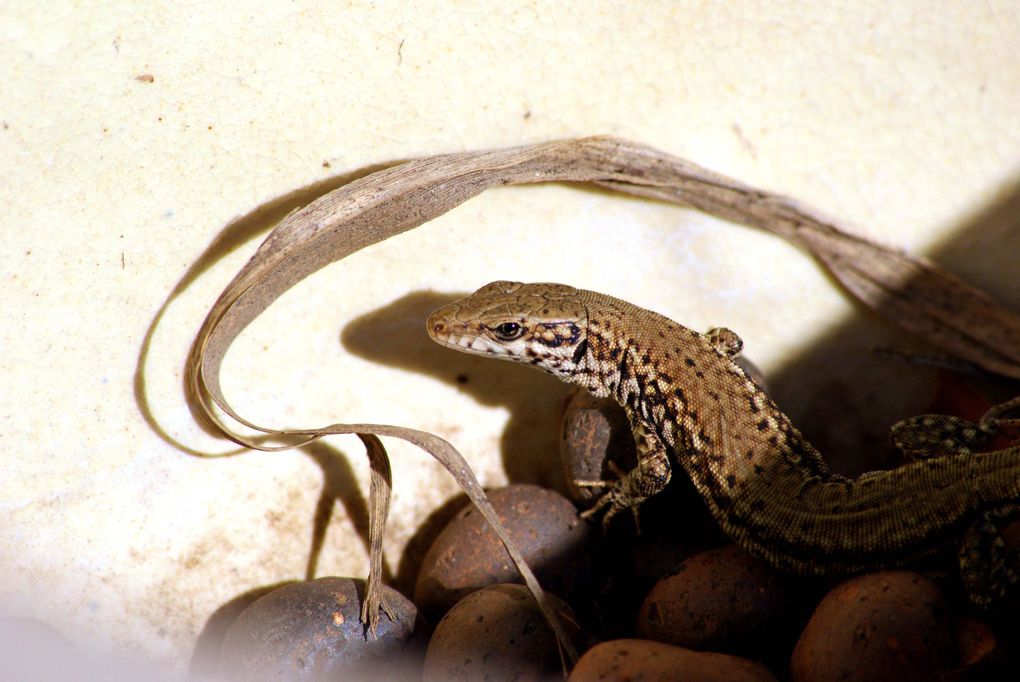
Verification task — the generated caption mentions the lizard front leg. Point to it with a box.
[577,411,671,532]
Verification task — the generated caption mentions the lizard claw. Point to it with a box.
[578,477,642,534]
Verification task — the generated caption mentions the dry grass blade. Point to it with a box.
[187,136,1020,666]
[358,433,395,633]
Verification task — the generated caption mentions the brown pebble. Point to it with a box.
[423,583,578,682]
[790,571,951,682]
[560,390,636,502]
[954,616,998,670]
[635,544,801,662]
[414,484,592,621]
[220,577,425,681]
[568,638,778,682]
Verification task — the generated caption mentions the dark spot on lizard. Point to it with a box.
[618,352,631,380]
[684,357,696,367]
[725,474,737,488]
[571,338,588,364]
[695,371,705,379]
[756,419,769,431]
[748,396,761,413]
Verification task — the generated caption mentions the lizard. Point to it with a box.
[426,281,1020,606]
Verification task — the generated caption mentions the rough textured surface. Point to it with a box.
[219,577,425,681]
[790,571,951,682]
[4,2,1020,672]
[568,639,778,682]
[422,583,577,682]
[414,484,592,621]
[635,545,801,659]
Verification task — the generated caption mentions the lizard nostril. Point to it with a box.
[432,321,446,334]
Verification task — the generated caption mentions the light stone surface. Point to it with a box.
[2,1,1019,673]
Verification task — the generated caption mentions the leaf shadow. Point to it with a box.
[301,440,394,586]
[134,160,398,456]
[133,162,403,609]
[764,168,1020,474]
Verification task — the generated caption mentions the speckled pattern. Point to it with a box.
[429,282,1020,602]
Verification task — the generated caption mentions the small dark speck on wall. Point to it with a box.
[455,374,469,385]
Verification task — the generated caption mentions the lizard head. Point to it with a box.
[427,281,588,378]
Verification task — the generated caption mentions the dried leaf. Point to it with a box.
[187,136,1020,664]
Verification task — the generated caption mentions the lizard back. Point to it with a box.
[575,288,1020,573]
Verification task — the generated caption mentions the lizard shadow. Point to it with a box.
[339,289,574,492]
[134,160,399,455]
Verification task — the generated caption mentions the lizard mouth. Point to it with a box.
[427,310,511,357]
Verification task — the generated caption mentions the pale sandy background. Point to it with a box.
[3,1,1019,675]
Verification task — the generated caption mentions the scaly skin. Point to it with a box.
[427,281,1020,605]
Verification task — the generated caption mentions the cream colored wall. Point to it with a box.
[3,1,1018,671]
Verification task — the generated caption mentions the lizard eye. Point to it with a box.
[491,322,525,341]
